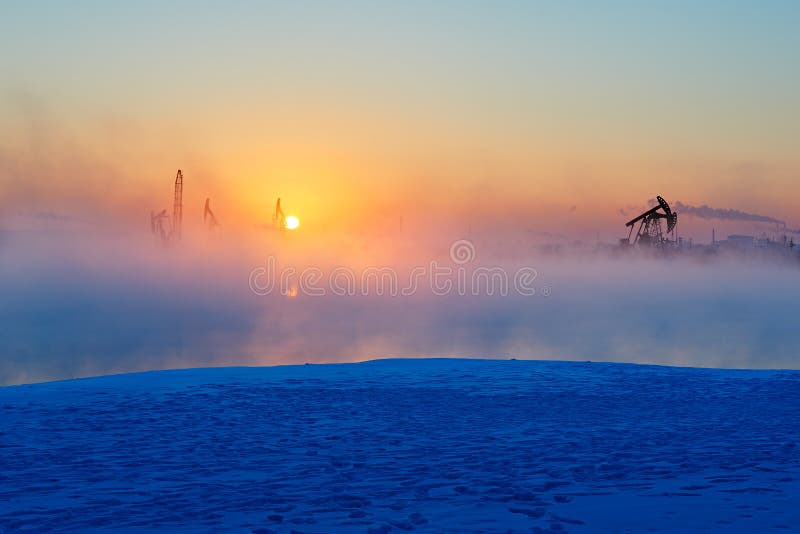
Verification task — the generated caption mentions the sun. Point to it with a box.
[285,215,300,230]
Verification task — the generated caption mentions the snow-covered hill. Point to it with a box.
[1,359,799,533]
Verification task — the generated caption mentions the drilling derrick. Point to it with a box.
[172,169,183,240]
[204,197,219,230]
[273,197,287,229]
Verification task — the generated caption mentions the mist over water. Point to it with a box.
[2,221,799,386]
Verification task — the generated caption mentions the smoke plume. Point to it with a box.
[674,201,786,227]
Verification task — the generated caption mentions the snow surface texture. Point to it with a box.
[1,359,799,533]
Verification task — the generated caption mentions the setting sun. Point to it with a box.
[285,215,300,230]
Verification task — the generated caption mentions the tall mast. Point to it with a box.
[173,169,183,240]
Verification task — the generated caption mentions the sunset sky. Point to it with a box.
[2,2,800,384]
[2,1,798,241]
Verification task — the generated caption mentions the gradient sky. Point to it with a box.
[2,1,800,384]
[1,1,799,240]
